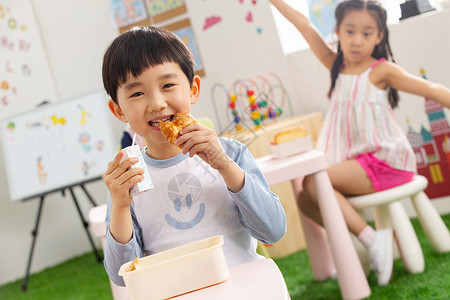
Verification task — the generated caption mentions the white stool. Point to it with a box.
[89,204,130,300]
[348,175,450,274]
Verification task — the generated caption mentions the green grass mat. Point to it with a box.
[275,214,450,299]
[1,214,449,299]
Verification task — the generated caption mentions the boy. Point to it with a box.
[102,26,286,286]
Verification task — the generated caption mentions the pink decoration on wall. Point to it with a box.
[246,11,253,22]
[252,0,257,5]
[203,15,222,30]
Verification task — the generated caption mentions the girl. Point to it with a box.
[270,0,450,286]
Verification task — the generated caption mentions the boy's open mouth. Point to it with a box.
[148,115,174,127]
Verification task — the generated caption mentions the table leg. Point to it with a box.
[291,177,335,280]
[313,171,370,300]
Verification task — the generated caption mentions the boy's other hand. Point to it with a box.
[104,150,145,207]
[175,123,231,171]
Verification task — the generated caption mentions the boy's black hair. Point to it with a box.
[329,0,399,108]
[102,26,195,103]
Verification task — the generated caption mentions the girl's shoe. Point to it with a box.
[369,229,394,286]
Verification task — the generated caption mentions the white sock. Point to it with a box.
[358,226,376,250]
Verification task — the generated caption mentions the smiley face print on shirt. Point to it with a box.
[165,172,205,230]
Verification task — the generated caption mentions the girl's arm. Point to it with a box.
[375,62,450,108]
[269,0,336,70]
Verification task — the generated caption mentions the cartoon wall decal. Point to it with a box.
[203,15,222,31]
[245,11,253,23]
[406,69,450,199]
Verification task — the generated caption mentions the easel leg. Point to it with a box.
[80,183,98,207]
[68,187,103,263]
[21,196,45,291]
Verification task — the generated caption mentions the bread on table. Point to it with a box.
[159,112,197,147]
[273,127,308,144]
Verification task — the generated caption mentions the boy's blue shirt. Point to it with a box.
[104,137,286,286]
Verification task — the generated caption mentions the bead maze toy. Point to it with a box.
[211,72,293,134]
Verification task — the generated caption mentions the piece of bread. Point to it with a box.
[125,257,141,272]
[159,113,197,147]
[274,127,308,144]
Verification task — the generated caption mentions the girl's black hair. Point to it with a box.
[102,26,195,103]
[328,0,399,108]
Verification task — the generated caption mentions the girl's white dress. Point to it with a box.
[316,60,417,172]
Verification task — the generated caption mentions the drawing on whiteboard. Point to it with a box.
[1,91,116,202]
[79,132,92,153]
[36,157,47,184]
[6,121,15,141]
[78,105,92,125]
[50,115,66,126]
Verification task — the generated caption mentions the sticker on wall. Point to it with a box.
[406,69,450,199]
[203,15,222,31]
[245,11,253,23]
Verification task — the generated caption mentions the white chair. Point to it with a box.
[348,175,450,274]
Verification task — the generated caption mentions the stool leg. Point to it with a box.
[388,201,424,273]
[313,171,370,300]
[411,192,450,253]
[373,205,400,260]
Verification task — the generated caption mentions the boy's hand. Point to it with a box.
[104,150,145,208]
[175,124,231,171]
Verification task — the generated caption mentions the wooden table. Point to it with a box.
[256,150,371,300]
[174,259,289,299]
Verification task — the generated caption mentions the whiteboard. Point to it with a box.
[1,91,117,202]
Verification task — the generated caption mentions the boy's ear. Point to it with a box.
[108,99,128,123]
[190,75,201,105]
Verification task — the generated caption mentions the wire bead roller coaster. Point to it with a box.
[211,72,293,135]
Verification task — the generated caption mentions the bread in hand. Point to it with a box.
[159,113,197,147]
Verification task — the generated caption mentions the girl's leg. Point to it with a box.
[297,159,394,286]
[298,159,374,236]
